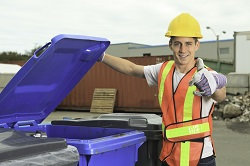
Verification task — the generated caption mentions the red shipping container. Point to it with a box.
[59,55,172,113]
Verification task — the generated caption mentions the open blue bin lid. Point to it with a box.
[0,34,110,126]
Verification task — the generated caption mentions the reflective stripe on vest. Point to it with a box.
[181,142,190,166]
[165,118,211,142]
[183,84,197,121]
[181,83,194,166]
[158,60,174,107]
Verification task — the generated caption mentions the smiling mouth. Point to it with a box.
[179,54,188,58]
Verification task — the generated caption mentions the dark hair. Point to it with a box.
[169,37,198,45]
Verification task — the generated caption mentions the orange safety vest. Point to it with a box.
[158,60,215,166]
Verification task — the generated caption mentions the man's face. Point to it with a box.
[169,37,200,66]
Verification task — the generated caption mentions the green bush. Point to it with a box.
[0,51,30,62]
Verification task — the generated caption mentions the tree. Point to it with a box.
[0,45,43,62]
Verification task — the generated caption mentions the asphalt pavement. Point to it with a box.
[213,120,250,166]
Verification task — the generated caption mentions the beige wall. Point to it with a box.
[197,40,234,62]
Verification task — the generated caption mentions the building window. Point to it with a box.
[143,53,151,57]
[219,47,229,54]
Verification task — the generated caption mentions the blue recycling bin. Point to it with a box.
[51,113,162,166]
[0,34,146,166]
[45,125,145,166]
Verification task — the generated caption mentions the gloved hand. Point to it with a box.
[189,58,227,96]
[97,52,105,62]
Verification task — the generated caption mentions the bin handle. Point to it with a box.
[128,117,148,128]
[34,42,51,58]
[14,120,38,128]
[0,123,10,128]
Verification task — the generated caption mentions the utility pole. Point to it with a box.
[206,26,226,72]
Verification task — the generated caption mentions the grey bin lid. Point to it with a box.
[97,113,162,125]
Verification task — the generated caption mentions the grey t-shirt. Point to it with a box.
[144,63,214,158]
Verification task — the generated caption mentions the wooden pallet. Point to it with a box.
[90,88,117,113]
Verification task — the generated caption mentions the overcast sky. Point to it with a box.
[0,0,250,53]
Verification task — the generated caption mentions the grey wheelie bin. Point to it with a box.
[0,128,79,166]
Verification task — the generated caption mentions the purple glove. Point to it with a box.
[213,73,227,89]
[97,52,105,62]
[189,58,227,96]
[192,73,227,96]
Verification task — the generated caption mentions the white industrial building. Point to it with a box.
[106,39,234,63]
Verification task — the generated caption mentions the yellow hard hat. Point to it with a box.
[165,13,203,39]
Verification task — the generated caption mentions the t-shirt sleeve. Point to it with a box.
[144,63,163,86]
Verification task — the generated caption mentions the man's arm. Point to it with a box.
[211,86,226,102]
[102,53,145,78]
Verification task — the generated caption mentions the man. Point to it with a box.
[99,13,227,166]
